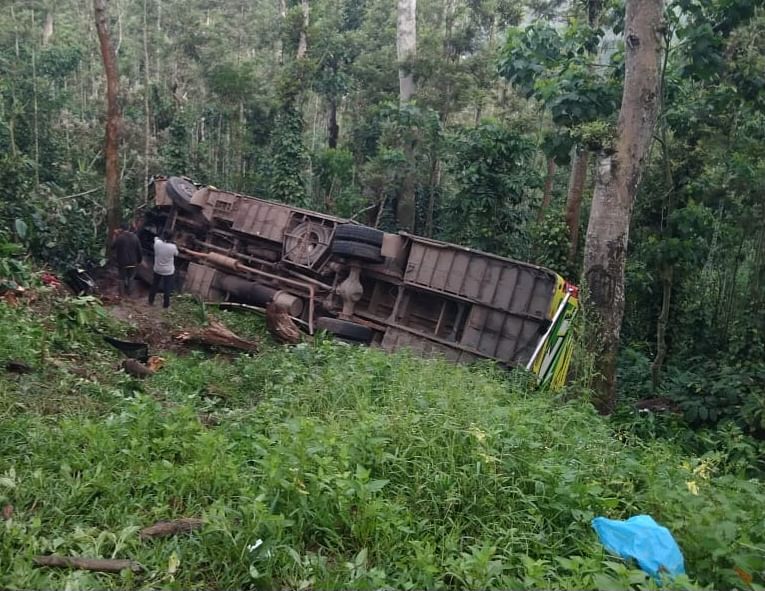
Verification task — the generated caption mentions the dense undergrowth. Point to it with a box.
[1,290,764,590]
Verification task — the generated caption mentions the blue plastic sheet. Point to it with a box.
[592,515,685,580]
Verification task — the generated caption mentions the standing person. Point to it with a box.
[149,230,179,308]
[112,224,143,296]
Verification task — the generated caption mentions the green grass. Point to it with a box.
[0,297,764,590]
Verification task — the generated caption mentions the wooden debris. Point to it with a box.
[139,517,204,540]
[122,358,155,378]
[0,286,25,307]
[5,360,32,374]
[146,356,165,372]
[265,301,302,344]
[68,366,91,379]
[175,320,259,353]
[198,412,220,427]
[33,555,143,573]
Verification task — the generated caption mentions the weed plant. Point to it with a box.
[0,300,763,590]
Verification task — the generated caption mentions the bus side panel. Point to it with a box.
[530,276,579,388]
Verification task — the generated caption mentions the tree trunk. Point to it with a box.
[11,4,20,58]
[31,47,40,187]
[94,0,122,247]
[425,158,441,237]
[327,98,338,149]
[537,157,556,222]
[396,0,416,103]
[297,0,309,60]
[650,267,672,391]
[565,148,589,260]
[142,0,151,204]
[396,0,417,231]
[563,0,602,260]
[276,0,286,63]
[582,0,663,413]
[34,556,142,574]
[397,144,416,232]
[42,11,54,46]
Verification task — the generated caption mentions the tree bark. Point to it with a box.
[396,146,416,232]
[142,0,151,204]
[327,98,338,149]
[650,267,672,391]
[34,556,142,573]
[396,0,417,231]
[297,0,309,60]
[139,517,204,539]
[276,0,286,63]
[42,11,54,46]
[31,47,40,187]
[11,4,20,57]
[396,0,417,103]
[565,148,589,260]
[175,320,259,353]
[94,0,122,248]
[563,0,602,261]
[425,158,441,237]
[582,0,663,413]
[537,157,557,222]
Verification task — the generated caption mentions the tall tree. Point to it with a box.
[142,0,151,205]
[583,0,664,411]
[396,0,417,231]
[396,0,416,103]
[94,0,122,244]
[564,0,602,263]
[42,8,54,46]
[564,147,588,259]
[297,0,309,59]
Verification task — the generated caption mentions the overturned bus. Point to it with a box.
[136,176,579,388]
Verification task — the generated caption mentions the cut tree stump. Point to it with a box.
[33,555,143,573]
[175,320,259,353]
[265,301,302,344]
[139,517,204,539]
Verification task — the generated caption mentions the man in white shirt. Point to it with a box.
[148,230,179,308]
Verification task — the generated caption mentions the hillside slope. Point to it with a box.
[0,290,763,590]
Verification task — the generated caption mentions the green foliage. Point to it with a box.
[312,148,364,216]
[620,0,765,412]
[268,104,308,206]
[442,122,540,255]
[0,230,30,289]
[0,302,764,589]
[498,21,622,130]
[617,347,765,449]
[663,361,765,434]
[51,296,109,346]
[530,214,575,279]
[160,113,192,177]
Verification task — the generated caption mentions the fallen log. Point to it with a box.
[206,301,309,329]
[122,358,155,378]
[33,555,143,573]
[140,517,204,540]
[175,320,258,353]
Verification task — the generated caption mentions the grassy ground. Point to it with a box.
[0,290,763,590]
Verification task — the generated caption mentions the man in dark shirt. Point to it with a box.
[112,224,143,296]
